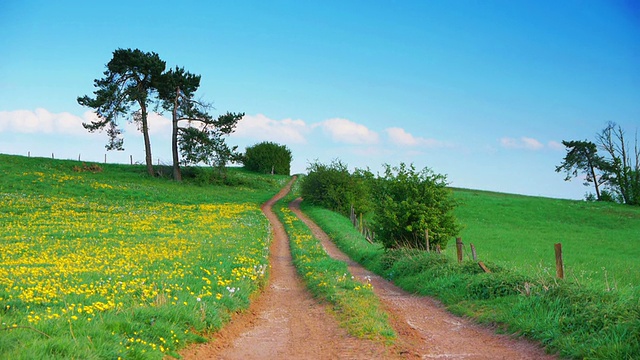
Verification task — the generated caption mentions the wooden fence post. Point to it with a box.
[28,151,31,158]
[470,243,477,261]
[78,154,81,161]
[555,243,564,279]
[425,229,430,251]
[456,237,463,263]
[478,261,491,273]
[52,153,54,159]
[130,155,133,165]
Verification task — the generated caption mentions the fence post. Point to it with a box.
[456,237,463,263]
[350,205,356,227]
[78,154,81,161]
[52,153,54,159]
[130,155,133,165]
[555,243,564,279]
[104,154,107,163]
[478,261,491,273]
[425,229,430,252]
[470,243,477,261]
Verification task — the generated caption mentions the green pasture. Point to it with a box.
[449,188,640,291]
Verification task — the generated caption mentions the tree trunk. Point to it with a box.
[172,87,182,181]
[589,161,601,200]
[140,102,154,177]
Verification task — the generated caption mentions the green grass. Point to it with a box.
[450,188,640,291]
[274,180,396,342]
[301,193,640,359]
[0,154,288,359]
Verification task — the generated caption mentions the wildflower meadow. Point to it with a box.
[0,154,287,359]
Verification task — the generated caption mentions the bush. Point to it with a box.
[243,141,292,175]
[300,160,372,216]
[371,163,459,250]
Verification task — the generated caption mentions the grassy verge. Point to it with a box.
[301,202,640,359]
[0,154,288,359]
[274,180,395,342]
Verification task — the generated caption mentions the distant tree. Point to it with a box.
[596,122,640,205]
[243,141,293,175]
[371,163,459,250]
[78,48,166,176]
[555,140,607,201]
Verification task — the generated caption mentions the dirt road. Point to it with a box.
[289,198,556,360]
[181,180,556,359]
[180,178,399,359]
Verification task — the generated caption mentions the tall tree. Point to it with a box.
[596,122,640,205]
[157,67,243,180]
[78,48,166,176]
[157,67,208,181]
[555,140,607,200]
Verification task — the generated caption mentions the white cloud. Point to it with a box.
[522,137,544,150]
[500,136,545,150]
[0,108,173,138]
[547,140,564,151]
[317,118,379,145]
[0,108,86,135]
[385,127,449,148]
[232,113,309,144]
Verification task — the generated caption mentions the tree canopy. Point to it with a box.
[555,140,607,201]
[78,48,243,180]
[557,122,639,205]
[78,48,166,176]
[243,141,293,175]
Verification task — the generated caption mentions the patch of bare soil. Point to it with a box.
[289,198,558,360]
[180,178,399,360]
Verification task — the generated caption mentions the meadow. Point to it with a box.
[449,188,640,291]
[3,153,639,358]
[0,154,287,359]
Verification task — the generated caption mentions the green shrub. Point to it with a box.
[243,141,292,175]
[300,160,373,216]
[372,163,459,250]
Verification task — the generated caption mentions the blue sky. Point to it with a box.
[1,1,638,199]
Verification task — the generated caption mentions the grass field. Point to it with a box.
[0,154,287,359]
[3,153,639,359]
[449,188,640,291]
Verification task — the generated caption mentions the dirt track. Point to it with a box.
[181,180,557,359]
[180,178,398,359]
